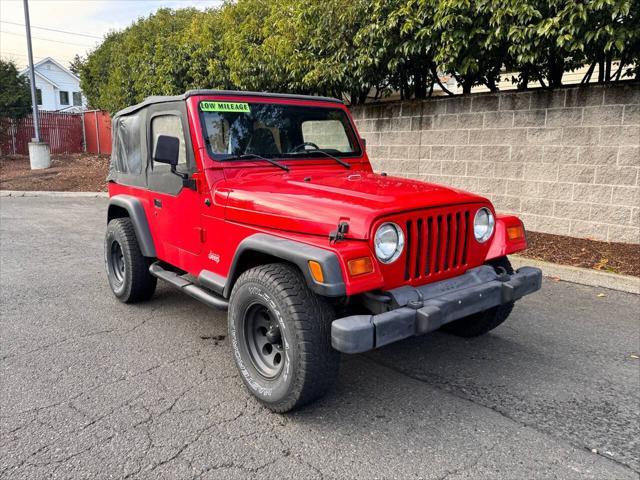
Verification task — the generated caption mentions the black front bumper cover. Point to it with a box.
[331,265,542,353]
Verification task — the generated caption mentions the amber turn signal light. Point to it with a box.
[507,225,525,241]
[347,257,374,277]
[308,260,324,283]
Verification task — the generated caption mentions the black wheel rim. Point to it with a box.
[110,241,125,284]
[244,304,284,379]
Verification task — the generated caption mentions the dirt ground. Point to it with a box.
[519,231,639,277]
[0,153,109,192]
[0,153,637,276]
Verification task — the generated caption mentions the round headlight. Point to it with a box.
[374,222,405,264]
[474,207,495,243]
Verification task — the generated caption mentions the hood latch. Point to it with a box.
[329,221,349,244]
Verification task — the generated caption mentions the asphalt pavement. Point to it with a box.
[1,196,638,479]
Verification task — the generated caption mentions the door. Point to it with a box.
[147,112,203,266]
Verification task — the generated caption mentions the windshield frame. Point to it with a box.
[195,97,363,164]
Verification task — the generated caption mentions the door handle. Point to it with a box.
[154,198,162,208]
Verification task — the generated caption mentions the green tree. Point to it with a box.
[356,0,437,100]
[493,0,586,88]
[578,0,639,82]
[180,8,233,90]
[0,59,32,119]
[492,0,638,88]
[217,0,291,92]
[432,0,507,94]
[293,0,374,103]
[68,54,85,76]
[79,0,639,110]
[80,8,205,112]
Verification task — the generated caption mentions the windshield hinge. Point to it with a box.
[329,221,349,244]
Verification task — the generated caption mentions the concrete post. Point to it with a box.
[28,141,51,169]
[24,0,50,169]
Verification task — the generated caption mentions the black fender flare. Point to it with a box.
[222,233,346,298]
[107,195,156,257]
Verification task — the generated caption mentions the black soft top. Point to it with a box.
[114,90,344,118]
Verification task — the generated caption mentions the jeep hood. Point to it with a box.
[220,170,488,240]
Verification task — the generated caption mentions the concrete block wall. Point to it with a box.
[351,82,640,243]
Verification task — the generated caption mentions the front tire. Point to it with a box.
[228,263,340,413]
[105,218,157,303]
[441,256,515,338]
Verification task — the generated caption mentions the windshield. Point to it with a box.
[198,101,361,160]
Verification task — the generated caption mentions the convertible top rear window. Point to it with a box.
[111,114,142,174]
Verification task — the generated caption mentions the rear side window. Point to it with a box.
[150,115,186,167]
[112,114,142,174]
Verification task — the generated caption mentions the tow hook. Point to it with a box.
[495,266,510,282]
[408,289,424,309]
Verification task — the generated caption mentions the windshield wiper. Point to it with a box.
[227,153,289,172]
[292,148,351,169]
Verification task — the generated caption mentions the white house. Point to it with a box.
[19,57,87,112]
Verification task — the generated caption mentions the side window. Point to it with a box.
[59,91,69,106]
[72,92,82,106]
[301,120,352,152]
[150,115,186,167]
[36,88,42,106]
[112,114,142,174]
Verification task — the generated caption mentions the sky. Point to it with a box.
[0,0,223,70]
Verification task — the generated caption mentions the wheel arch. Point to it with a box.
[107,195,156,257]
[221,234,346,299]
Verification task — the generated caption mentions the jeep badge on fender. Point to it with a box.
[104,90,542,413]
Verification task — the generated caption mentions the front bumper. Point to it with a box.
[331,265,542,353]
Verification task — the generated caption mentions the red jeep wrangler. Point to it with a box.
[105,90,542,412]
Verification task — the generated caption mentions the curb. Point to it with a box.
[511,255,639,295]
[0,190,108,198]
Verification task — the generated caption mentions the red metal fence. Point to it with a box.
[83,110,112,155]
[0,112,84,155]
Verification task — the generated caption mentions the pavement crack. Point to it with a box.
[435,442,496,480]
[364,355,640,475]
[0,328,115,362]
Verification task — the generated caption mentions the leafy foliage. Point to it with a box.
[0,60,32,119]
[78,0,639,112]
[68,54,85,76]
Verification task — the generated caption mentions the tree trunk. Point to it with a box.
[613,58,625,81]
[415,68,430,99]
[605,55,612,82]
[582,62,596,84]
[357,88,369,105]
[462,76,473,95]
[548,56,564,88]
[485,76,498,93]
[598,57,605,82]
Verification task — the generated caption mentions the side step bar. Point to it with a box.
[149,262,229,311]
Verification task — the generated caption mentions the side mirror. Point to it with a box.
[360,137,367,150]
[153,135,180,166]
[152,134,195,190]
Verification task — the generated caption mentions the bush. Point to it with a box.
[79,0,639,112]
[0,60,32,119]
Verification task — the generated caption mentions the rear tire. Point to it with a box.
[228,263,340,413]
[441,256,514,338]
[105,218,157,303]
